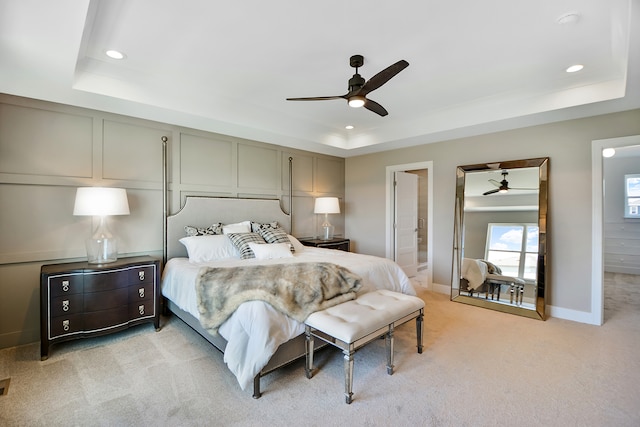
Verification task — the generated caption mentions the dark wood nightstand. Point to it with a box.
[299,237,350,252]
[40,256,160,360]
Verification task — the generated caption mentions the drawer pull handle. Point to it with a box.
[62,280,70,292]
[63,320,70,331]
[62,300,69,312]
[138,271,145,281]
[138,288,145,298]
[139,305,145,315]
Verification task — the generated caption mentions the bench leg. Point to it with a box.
[343,349,354,404]
[305,326,314,379]
[386,324,395,375]
[416,310,424,354]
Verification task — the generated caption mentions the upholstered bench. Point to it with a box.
[304,289,425,404]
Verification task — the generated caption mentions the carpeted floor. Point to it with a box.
[1,274,639,426]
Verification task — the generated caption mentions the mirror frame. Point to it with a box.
[451,157,548,320]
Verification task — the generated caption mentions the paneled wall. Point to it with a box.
[0,94,345,349]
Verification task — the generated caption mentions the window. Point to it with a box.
[485,223,538,279]
[624,174,640,218]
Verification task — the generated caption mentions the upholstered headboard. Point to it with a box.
[166,197,291,260]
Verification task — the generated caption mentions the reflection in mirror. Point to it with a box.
[451,158,548,320]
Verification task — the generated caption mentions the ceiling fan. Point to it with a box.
[286,55,409,117]
[483,170,537,195]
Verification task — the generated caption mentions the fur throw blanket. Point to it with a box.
[195,262,362,334]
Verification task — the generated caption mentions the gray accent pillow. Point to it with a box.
[184,223,223,236]
[226,232,266,259]
[251,221,279,233]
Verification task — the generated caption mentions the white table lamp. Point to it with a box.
[73,187,130,264]
[314,197,340,240]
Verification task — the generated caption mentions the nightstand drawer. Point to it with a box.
[49,274,83,297]
[300,238,350,252]
[320,241,350,251]
[129,300,155,320]
[49,313,83,338]
[84,307,129,330]
[84,288,129,312]
[129,266,154,284]
[84,270,129,292]
[50,294,84,317]
[129,282,154,302]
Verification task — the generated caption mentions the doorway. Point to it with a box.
[386,161,433,287]
[592,135,640,325]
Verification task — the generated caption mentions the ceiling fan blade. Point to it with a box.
[363,98,388,116]
[286,95,347,101]
[483,188,500,196]
[359,60,409,96]
[509,187,538,191]
[488,179,501,187]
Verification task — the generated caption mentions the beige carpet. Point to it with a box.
[1,274,639,426]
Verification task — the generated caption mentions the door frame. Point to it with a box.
[386,161,434,288]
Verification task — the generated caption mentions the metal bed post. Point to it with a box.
[162,136,168,265]
[288,156,293,232]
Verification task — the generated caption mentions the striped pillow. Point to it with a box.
[257,227,293,252]
[226,232,266,259]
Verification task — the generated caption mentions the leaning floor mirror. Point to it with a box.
[451,157,548,320]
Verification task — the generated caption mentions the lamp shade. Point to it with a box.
[314,197,340,214]
[73,187,130,216]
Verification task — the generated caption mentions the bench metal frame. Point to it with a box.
[304,308,424,404]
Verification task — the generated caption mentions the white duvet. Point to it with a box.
[161,246,415,390]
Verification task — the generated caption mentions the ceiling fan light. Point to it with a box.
[348,96,365,108]
[499,188,508,193]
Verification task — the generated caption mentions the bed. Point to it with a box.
[161,196,415,398]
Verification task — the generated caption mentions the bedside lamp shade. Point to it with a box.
[314,197,340,240]
[73,187,130,264]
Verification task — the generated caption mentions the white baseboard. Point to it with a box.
[429,282,601,325]
[547,305,601,325]
[605,266,640,275]
[430,282,451,295]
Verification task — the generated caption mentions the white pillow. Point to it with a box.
[287,235,305,253]
[248,242,294,260]
[223,220,252,234]
[179,235,240,263]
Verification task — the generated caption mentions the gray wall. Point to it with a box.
[345,109,640,315]
[603,155,640,274]
[0,94,345,349]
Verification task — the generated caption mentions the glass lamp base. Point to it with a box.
[86,237,118,264]
[321,225,335,240]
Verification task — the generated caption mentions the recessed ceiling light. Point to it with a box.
[105,50,125,60]
[566,64,584,73]
[557,12,580,25]
[345,125,354,130]
[602,148,616,158]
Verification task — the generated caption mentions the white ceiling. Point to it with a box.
[1,0,639,158]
